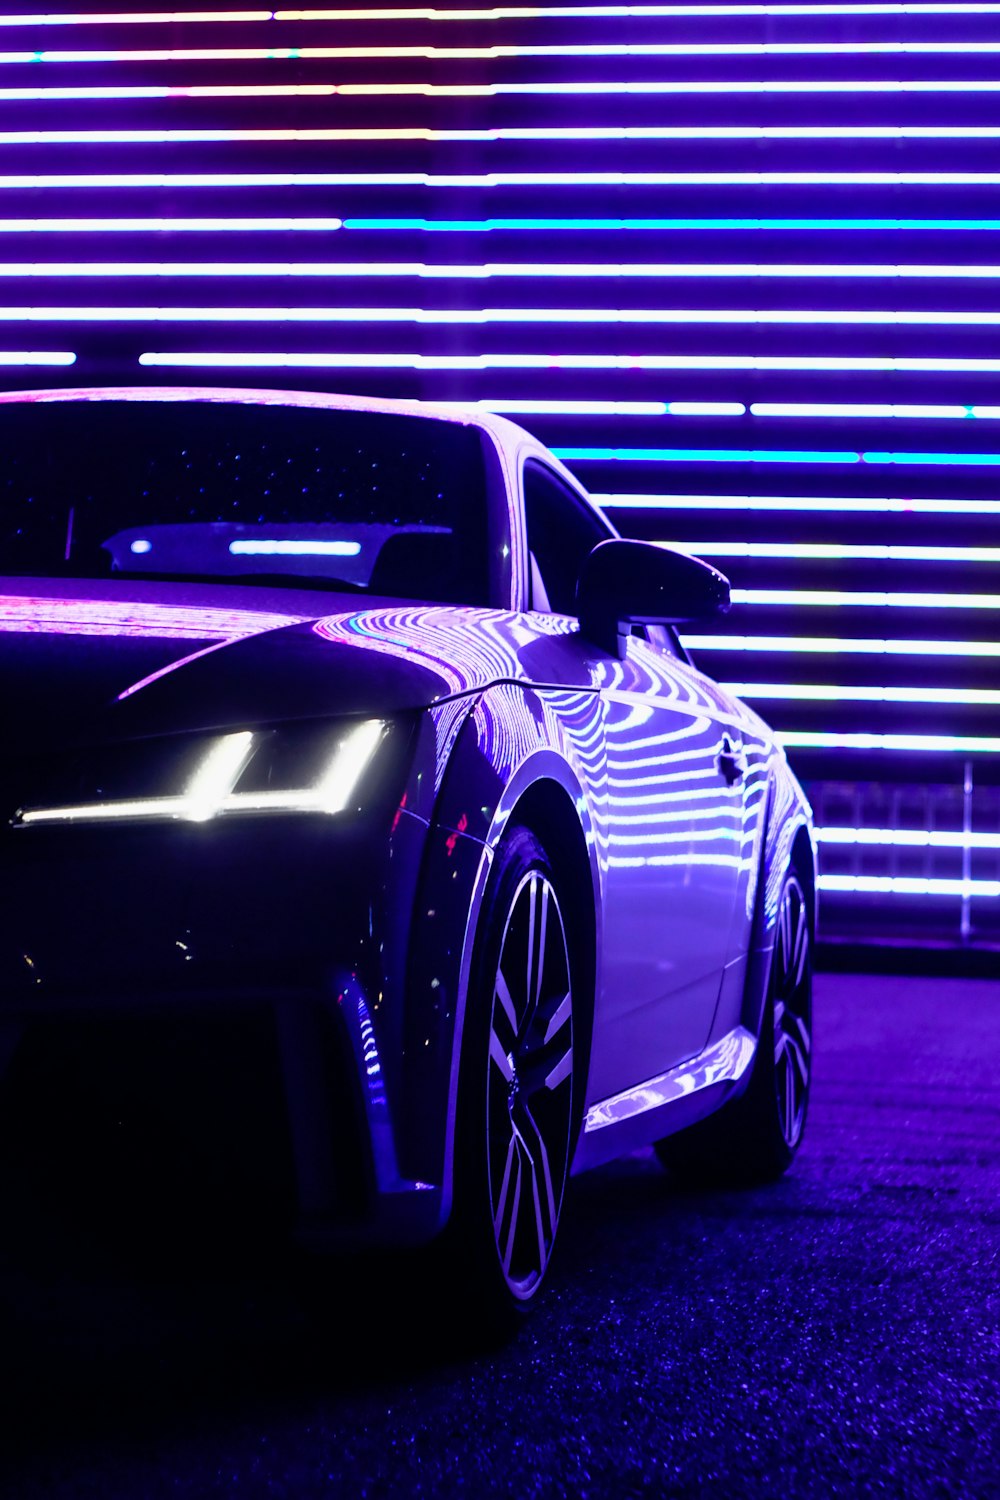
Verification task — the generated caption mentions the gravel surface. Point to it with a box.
[1,972,997,1499]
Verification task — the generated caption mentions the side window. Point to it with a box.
[522,460,612,615]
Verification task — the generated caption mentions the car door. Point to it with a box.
[522,458,745,1102]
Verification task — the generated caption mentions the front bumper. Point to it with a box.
[0,802,476,1248]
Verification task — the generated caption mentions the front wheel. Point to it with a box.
[446,826,579,1333]
[656,869,813,1186]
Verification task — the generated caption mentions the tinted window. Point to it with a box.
[0,400,489,606]
[523,460,612,615]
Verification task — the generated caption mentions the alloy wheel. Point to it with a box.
[486,869,574,1299]
[772,874,812,1149]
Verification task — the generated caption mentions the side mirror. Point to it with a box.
[577,538,730,658]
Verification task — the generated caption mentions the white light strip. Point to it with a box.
[595,493,1000,515]
[15,125,1000,144]
[11,6,1000,25]
[13,44,1000,63]
[686,635,1000,655]
[684,542,1000,561]
[819,874,1000,895]
[0,10,271,23]
[725,682,1000,704]
[9,263,1000,285]
[781,731,1000,751]
[228,539,362,556]
[454,398,745,415]
[13,307,1000,335]
[10,5,1000,24]
[817,826,1000,849]
[16,80,1000,99]
[9,173,1000,190]
[0,349,75,364]
[752,402,1000,418]
[730,589,1000,608]
[135,351,1000,373]
[0,220,345,235]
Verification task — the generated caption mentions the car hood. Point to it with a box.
[0,579,566,746]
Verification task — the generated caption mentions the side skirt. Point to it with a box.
[572,1027,757,1173]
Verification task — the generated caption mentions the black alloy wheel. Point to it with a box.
[448,827,578,1330]
[771,872,812,1151]
[655,866,814,1186]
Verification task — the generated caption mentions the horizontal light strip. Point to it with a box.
[561,447,1000,465]
[137,353,1000,375]
[818,874,1000,895]
[0,219,345,235]
[15,126,1000,144]
[13,6,1000,25]
[817,827,1000,849]
[8,217,1000,235]
[685,635,1000,654]
[13,268,1000,292]
[0,349,74,363]
[595,493,1000,514]
[15,44,1000,63]
[0,10,272,23]
[11,173,1000,190]
[229,538,361,556]
[469,399,747,414]
[725,682,1000,704]
[12,5,1000,23]
[18,80,1000,101]
[346,217,1000,231]
[752,402,1000,417]
[781,731,1000,751]
[14,304,1000,336]
[729,589,1000,607]
[683,541,1000,560]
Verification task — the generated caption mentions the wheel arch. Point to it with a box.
[439,750,602,1227]
[741,758,816,1043]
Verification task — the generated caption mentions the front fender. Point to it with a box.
[396,683,605,1224]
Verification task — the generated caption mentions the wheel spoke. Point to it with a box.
[788,1009,812,1057]
[494,969,518,1038]
[542,991,572,1046]
[489,1028,513,1083]
[791,899,809,988]
[544,1039,573,1093]
[519,1102,557,1233]
[785,1033,810,1090]
[527,1152,548,1274]
[781,1048,797,1143]
[498,1146,523,1276]
[492,1129,517,1233]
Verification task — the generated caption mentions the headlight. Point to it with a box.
[14,719,388,828]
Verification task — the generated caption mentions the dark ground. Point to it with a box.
[1,972,997,1499]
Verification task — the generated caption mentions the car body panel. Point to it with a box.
[0,385,815,1248]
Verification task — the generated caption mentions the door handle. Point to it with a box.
[717,734,746,786]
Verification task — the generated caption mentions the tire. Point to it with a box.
[445,826,580,1335]
[655,869,813,1187]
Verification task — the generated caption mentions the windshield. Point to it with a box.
[0,399,491,605]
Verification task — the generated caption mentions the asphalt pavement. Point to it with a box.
[1,971,997,1499]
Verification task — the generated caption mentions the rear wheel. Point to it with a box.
[447,827,579,1333]
[656,869,813,1186]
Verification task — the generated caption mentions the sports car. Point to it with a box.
[0,386,815,1325]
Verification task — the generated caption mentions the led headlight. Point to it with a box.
[15,719,388,828]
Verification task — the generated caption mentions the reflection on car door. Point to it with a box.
[587,632,746,1103]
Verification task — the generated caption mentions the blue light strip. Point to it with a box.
[344,218,1000,231]
[595,493,1000,513]
[558,447,1000,465]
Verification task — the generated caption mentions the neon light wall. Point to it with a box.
[2,2,998,945]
